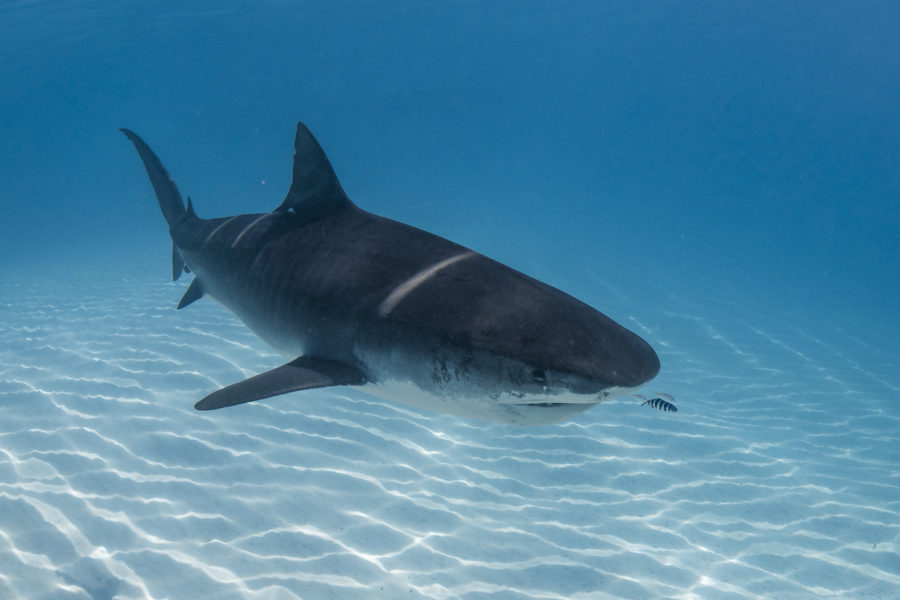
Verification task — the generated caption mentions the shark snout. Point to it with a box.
[610,334,660,388]
[561,324,660,393]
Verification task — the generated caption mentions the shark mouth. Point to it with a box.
[514,401,600,408]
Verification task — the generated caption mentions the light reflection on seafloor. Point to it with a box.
[0,260,897,599]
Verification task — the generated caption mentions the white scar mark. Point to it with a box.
[232,213,275,248]
[204,216,238,246]
[378,251,475,318]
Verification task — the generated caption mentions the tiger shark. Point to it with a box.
[121,122,659,425]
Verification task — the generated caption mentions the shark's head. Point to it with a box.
[365,252,660,425]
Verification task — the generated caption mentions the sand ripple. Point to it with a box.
[0,258,898,599]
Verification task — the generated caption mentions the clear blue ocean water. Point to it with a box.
[1,2,898,598]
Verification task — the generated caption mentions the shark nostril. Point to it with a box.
[531,369,547,383]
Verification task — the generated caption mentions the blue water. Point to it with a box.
[2,2,899,598]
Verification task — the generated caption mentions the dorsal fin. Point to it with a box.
[275,122,354,219]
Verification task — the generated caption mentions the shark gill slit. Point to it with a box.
[378,251,476,318]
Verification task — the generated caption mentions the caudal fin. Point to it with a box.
[121,128,187,280]
[120,129,186,226]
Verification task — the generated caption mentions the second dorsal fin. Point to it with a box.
[275,122,355,220]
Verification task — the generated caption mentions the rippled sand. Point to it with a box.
[1,258,898,599]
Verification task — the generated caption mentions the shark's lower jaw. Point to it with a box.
[495,383,647,424]
[504,402,599,425]
[363,379,605,426]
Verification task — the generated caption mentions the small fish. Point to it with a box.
[634,393,678,412]
[643,397,677,412]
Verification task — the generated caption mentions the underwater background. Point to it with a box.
[1,1,898,598]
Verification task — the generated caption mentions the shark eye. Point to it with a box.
[531,369,547,383]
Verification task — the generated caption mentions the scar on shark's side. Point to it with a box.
[121,122,660,425]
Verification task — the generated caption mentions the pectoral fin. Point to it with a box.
[195,356,366,411]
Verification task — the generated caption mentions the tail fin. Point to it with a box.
[120,129,186,226]
[121,129,187,280]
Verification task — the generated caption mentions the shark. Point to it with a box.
[121,122,660,425]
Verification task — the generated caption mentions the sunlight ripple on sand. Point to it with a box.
[0,262,898,599]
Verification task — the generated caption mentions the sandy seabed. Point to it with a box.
[1,258,898,600]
